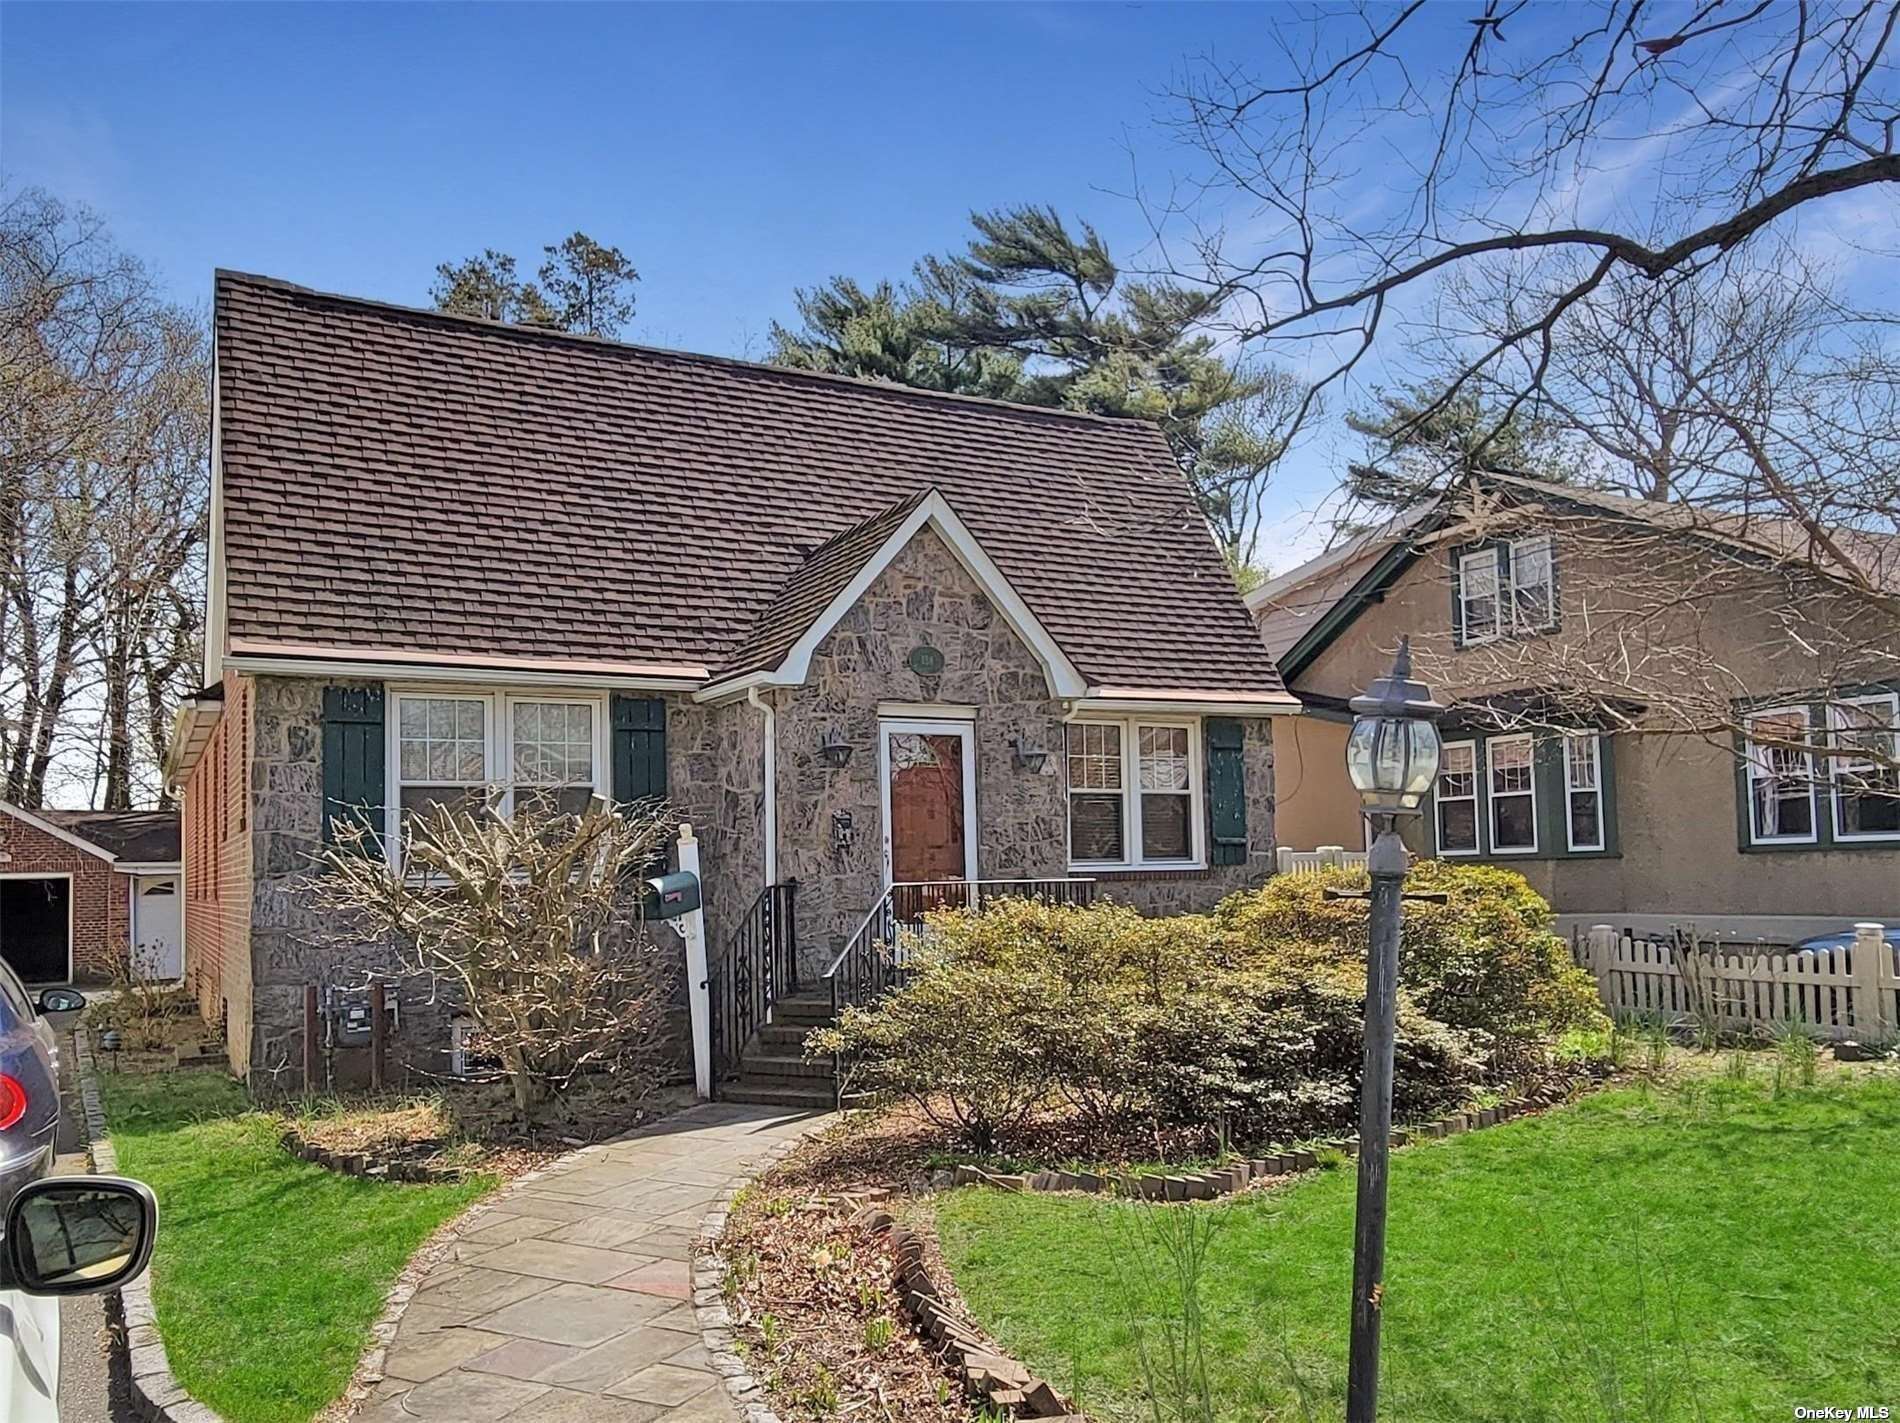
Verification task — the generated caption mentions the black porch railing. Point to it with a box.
[821,878,1095,1103]
[707,880,797,1092]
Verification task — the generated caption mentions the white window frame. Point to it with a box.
[1829,692,1900,843]
[1510,535,1556,633]
[1434,739,1481,857]
[1744,704,1819,846]
[1065,716,1205,871]
[1563,732,1605,852]
[385,688,610,868]
[1487,732,1539,855]
[1457,548,1502,645]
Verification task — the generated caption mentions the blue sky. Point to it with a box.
[3,1,1370,564]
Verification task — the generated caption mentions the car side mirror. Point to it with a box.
[37,987,85,1015]
[3,1176,156,1297]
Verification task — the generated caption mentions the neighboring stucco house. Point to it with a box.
[167,271,1298,1091]
[1249,471,1900,942]
[0,803,182,985]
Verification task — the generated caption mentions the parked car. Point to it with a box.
[1793,924,1900,954]
[0,962,159,1422]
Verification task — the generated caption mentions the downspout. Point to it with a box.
[748,687,777,889]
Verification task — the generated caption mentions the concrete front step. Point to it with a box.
[717,1080,835,1109]
[770,1000,837,1027]
[758,1023,826,1049]
[739,1051,831,1080]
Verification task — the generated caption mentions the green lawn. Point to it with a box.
[100,1073,495,1423]
[937,1064,1900,1422]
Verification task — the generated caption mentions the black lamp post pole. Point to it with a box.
[1346,814,1407,1422]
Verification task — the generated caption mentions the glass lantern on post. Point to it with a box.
[1341,635,1445,1423]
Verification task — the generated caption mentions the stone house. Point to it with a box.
[0,803,182,985]
[167,272,1297,1094]
[1250,470,1900,942]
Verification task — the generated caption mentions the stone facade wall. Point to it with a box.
[666,695,765,958]
[770,527,1279,979]
[0,810,127,983]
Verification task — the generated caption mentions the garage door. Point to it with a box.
[0,877,72,984]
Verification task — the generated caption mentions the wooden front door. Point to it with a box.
[882,722,974,885]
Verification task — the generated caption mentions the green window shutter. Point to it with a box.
[1205,717,1248,866]
[321,685,385,856]
[611,696,668,806]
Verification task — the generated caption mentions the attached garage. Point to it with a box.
[0,801,181,985]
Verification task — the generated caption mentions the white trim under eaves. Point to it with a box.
[0,801,120,864]
[113,861,184,875]
[1074,692,1303,717]
[696,491,1090,704]
[226,649,705,692]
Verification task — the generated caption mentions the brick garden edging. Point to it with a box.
[950,1096,1543,1203]
[73,1023,229,1423]
[278,1128,470,1185]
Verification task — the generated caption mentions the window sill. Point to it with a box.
[1739,837,1900,855]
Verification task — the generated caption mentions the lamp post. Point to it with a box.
[1342,637,1444,1423]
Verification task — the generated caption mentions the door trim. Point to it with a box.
[0,871,75,986]
[878,718,978,886]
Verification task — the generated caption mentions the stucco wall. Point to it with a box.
[1269,715,1362,854]
[1287,533,1900,923]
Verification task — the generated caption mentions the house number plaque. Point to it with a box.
[907,645,946,675]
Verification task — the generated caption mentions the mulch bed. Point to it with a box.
[722,1171,996,1423]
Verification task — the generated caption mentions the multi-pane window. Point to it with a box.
[1457,548,1501,644]
[1564,733,1604,851]
[1831,694,1900,841]
[396,696,491,843]
[1066,723,1126,864]
[1745,706,1817,843]
[1488,733,1537,852]
[1138,726,1193,860]
[1511,536,1555,632]
[511,700,598,817]
[1067,719,1201,866]
[1435,740,1479,855]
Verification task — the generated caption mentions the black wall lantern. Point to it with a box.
[818,728,853,768]
[1012,737,1050,772]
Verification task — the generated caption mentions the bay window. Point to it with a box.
[1067,718,1202,867]
[1488,733,1537,853]
[1830,693,1900,841]
[1744,706,1817,844]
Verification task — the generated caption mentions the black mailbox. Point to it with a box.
[643,870,701,920]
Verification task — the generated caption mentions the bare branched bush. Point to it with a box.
[305,797,680,1121]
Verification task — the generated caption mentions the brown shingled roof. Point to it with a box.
[213,272,1285,697]
[37,810,181,863]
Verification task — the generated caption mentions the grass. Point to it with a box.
[100,1072,496,1423]
[936,1061,1900,1422]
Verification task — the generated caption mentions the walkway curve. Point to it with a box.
[360,1102,827,1423]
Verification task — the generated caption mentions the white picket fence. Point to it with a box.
[1276,844,1370,876]
[1574,923,1900,1043]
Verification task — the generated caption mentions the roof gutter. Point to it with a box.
[162,695,225,796]
[224,643,706,692]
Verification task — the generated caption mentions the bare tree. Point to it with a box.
[1165,3,1899,451]
[306,799,680,1121]
[0,187,208,809]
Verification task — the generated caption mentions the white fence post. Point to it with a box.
[677,823,713,1101]
[1276,847,1293,875]
[1587,925,1618,1010]
[1853,923,1894,1043]
[1319,845,1344,869]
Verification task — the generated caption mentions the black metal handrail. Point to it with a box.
[707,880,797,1093]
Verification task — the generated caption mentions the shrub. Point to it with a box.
[814,896,1480,1151]
[1219,861,1607,1066]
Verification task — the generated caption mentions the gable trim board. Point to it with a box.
[698,491,1090,704]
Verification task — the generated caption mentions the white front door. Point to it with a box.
[132,876,182,980]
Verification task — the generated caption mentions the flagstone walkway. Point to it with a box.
[358,1101,826,1422]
